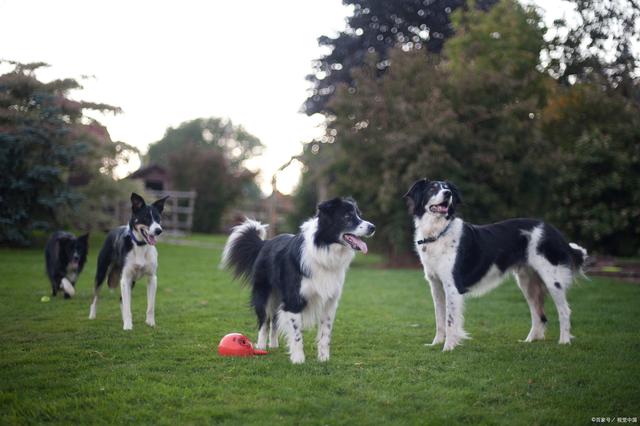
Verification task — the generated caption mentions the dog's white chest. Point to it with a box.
[300,244,352,303]
[415,221,462,276]
[300,270,345,302]
[299,270,346,330]
[125,245,157,280]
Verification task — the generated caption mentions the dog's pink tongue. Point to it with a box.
[348,235,368,254]
[147,235,157,246]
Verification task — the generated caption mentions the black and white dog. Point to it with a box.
[221,197,375,364]
[89,193,168,330]
[45,231,89,298]
[404,179,588,351]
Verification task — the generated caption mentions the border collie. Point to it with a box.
[45,231,89,298]
[89,193,168,330]
[404,179,588,351]
[221,197,375,364]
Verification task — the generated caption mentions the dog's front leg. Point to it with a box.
[145,274,157,327]
[280,310,305,364]
[121,274,133,331]
[443,281,467,351]
[60,277,75,298]
[317,297,339,362]
[426,274,446,346]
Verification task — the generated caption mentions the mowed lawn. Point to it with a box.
[1,234,639,425]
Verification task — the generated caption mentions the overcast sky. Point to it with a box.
[1,0,574,194]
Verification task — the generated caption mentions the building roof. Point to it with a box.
[127,164,168,180]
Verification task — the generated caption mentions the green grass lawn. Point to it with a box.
[1,234,638,425]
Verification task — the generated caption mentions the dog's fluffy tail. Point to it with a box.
[220,219,268,282]
[569,242,588,276]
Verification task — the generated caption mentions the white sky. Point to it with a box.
[1,0,581,195]
[0,0,351,194]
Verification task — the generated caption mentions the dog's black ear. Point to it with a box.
[131,193,146,212]
[445,181,462,220]
[446,181,462,205]
[77,232,89,255]
[153,196,169,214]
[317,198,342,215]
[403,178,428,214]
[77,233,89,247]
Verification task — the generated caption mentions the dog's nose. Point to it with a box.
[368,223,376,234]
[154,228,163,236]
[443,190,451,198]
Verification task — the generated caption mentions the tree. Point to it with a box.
[0,61,136,245]
[304,0,498,115]
[287,141,336,230]
[542,84,640,256]
[146,118,263,233]
[442,0,549,222]
[296,0,549,256]
[147,117,262,170]
[325,50,466,256]
[57,122,141,231]
[295,0,640,257]
[546,0,640,101]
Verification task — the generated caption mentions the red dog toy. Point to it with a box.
[218,333,268,357]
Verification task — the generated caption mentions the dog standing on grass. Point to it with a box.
[221,197,375,364]
[45,231,89,298]
[89,193,168,330]
[404,179,588,351]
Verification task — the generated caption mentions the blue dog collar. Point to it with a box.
[416,220,453,245]
[129,228,147,246]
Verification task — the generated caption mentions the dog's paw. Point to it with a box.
[521,334,545,343]
[290,352,305,364]
[60,278,75,297]
[88,311,96,320]
[123,322,133,331]
[425,336,445,346]
[318,349,330,362]
[268,340,279,349]
[443,339,460,351]
[145,318,156,327]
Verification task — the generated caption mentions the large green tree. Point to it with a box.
[146,118,263,233]
[442,0,549,221]
[0,61,137,245]
[304,0,498,115]
[542,84,640,256]
[294,0,640,257]
[297,0,548,256]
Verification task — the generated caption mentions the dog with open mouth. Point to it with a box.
[404,179,588,351]
[89,193,168,330]
[221,197,375,364]
[44,231,89,298]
